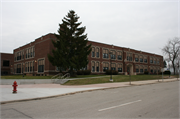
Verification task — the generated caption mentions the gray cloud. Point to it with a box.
[1,1,179,56]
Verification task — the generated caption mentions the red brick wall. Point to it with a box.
[12,33,163,76]
[1,53,13,75]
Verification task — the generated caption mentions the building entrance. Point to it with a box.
[127,64,133,75]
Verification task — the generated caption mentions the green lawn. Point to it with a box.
[64,75,177,85]
[0,74,106,79]
[1,74,177,85]
[0,75,52,79]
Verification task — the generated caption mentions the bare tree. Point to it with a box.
[162,37,180,75]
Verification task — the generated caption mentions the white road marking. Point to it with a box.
[98,100,142,112]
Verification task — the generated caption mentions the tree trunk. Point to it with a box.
[69,67,76,77]
[172,61,176,75]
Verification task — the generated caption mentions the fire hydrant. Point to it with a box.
[12,81,18,93]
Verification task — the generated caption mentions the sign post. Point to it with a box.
[179,61,180,80]
[129,70,131,85]
[161,68,164,82]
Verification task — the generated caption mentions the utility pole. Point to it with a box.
[129,69,131,85]
[109,52,113,82]
[179,62,180,78]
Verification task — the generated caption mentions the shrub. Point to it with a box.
[83,70,91,75]
[76,70,83,75]
[144,71,149,74]
[164,70,171,75]
[159,71,171,75]
[105,70,118,75]
[76,70,91,75]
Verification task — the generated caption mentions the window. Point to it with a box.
[150,60,153,63]
[103,67,108,72]
[33,47,35,57]
[28,62,29,72]
[151,69,153,73]
[30,62,32,72]
[117,51,122,60]
[16,52,21,61]
[127,56,132,61]
[139,56,143,62]
[136,69,139,72]
[96,52,99,58]
[92,66,95,72]
[118,68,122,72]
[111,63,116,70]
[110,51,116,59]
[96,67,99,72]
[140,58,143,62]
[103,62,109,72]
[22,63,24,73]
[92,61,95,72]
[118,55,122,60]
[38,59,44,72]
[33,61,34,72]
[127,53,132,61]
[31,47,33,57]
[16,64,21,73]
[96,48,99,58]
[154,60,156,64]
[25,63,28,72]
[56,67,65,71]
[28,48,30,58]
[144,59,147,63]
[3,60,10,67]
[111,54,116,59]
[92,47,95,57]
[96,62,99,72]
[22,51,24,59]
[140,69,143,73]
[103,49,109,58]
[14,65,16,73]
[145,69,147,72]
[135,58,139,62]
[117,64,122,72]
[26,49,27,59]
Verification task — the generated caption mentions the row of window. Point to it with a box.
[91,47,161,65]
[14,59,44,73]
[92,66,123,72]
[136,69,160,73]
[91,62,123,72]
[150,60,160,64]
[2,60,10,67]
[14,46,35,61]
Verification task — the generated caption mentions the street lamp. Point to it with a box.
[177,61,179,81]
[167,60,170,78]
[109,52,113,82]
[23,63,24,77]
[179,62,180,78]
[129,67,131,85]
[161,67,164,82]
[34,60,37,76]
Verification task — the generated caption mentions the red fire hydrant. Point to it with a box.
[12,81,18,93]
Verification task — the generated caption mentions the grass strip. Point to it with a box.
[64,75,176,85]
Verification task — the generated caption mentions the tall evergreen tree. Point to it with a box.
[48,10,91,76]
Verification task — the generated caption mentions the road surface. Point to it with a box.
[1,81,179,118]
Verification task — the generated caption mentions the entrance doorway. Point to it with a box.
[127,64,133,75]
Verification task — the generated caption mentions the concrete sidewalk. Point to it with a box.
[0,78,179,104]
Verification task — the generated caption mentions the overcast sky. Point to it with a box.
[1,0,179,56]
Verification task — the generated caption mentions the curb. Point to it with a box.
[1,79,178,104]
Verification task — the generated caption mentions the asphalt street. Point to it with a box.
[1,81,179,119]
